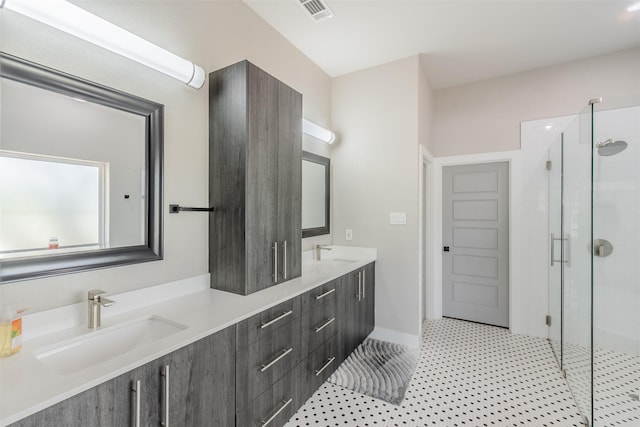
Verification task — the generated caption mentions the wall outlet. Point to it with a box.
[345,229,353,241]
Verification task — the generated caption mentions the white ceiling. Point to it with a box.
[244,0,640,89]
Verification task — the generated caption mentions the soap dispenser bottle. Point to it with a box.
[0,306,25,357]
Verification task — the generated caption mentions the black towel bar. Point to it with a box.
[169,204,215,214]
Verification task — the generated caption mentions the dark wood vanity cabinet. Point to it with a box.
[10,326,235,427]
[209,60,302,296]
[11,264,375,427]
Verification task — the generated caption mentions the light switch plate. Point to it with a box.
[345,229,353,241]
[389,212,407,225]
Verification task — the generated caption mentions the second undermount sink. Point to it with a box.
[34,315,187,375]
[318,258,357,266]
[304,258,357,273]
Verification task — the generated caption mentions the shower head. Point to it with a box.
[596,139,627,156]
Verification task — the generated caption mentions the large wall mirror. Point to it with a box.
[302,151,330,238]
[0,52,163,283]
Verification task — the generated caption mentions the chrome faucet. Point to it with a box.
[314,244,332,261]
[88,289,115,329]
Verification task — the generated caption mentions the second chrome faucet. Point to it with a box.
[314,244,332,261]
[88,289,115,329]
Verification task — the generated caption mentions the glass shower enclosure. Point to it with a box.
[548,97,640,426]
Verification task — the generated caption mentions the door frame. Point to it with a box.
[424,150,520,330]
[418,146,435,338]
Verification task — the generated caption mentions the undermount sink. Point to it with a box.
[34,315,187,375]
[318,258,356,266]
[304,258,357,272]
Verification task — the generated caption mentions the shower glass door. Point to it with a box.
[548,133,563,365]
[561,104,593,424]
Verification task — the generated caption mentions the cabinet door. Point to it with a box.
[245,63,280,294]
[361,263,376,340]
[9,364,152,427]
[337,271,360,362]
[161,326,236,427]
[364,263,376,337]
[276,81,302,283]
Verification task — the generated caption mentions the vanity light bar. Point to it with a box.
[303,118,336,144]
[0,0,205,89]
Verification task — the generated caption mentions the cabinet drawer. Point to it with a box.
[236,297,301,350]
[236,363,302,427]
[236,318,301,409]
[300,331,341,403]
[300,279,337,314]
[300,295,337,357]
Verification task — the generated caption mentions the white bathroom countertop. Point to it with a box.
[0,246,376,426]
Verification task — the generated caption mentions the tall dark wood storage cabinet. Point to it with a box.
[209,61,302,295]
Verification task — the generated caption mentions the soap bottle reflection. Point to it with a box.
[48,237,59,249]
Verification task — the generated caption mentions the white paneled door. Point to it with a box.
[442,162,509,327]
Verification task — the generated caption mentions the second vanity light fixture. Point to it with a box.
[302,118,336,144]
[0,0,206,89]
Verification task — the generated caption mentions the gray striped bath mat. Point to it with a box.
[328,338,419,405]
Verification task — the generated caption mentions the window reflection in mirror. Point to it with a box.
[0,52,162,283]
[0,152,106,259]
[302,151,330,238]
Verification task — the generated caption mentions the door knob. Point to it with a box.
[443,246,450,252]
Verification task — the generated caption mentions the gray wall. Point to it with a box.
[433,47,640,157]
[331,56,433,343]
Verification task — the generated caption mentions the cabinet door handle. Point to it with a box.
[315,288,335,300]
[273,241,279,283]
[283,240,288,280]
[131,379,141,427]
[260,398,293,426]
[160,365,170,427]
[260,348,293,372]
[362,269,366,300]
[314,356,336,376]
[260,310,293,329]
[314,317,335,333]
[357,272,362,301]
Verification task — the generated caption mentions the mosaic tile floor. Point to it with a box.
[560,341,640,426]
[286,318,584,427]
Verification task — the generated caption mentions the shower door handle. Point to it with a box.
[550,234,570,267]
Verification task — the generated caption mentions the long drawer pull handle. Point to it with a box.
[314,357,336,376]
[314,317,336,333]
[161,365,170,427]
[131,379,141,427]
[283,240,288,280]
[273,241,279,283]
[260,348,293,372]
[260,398,293,426]
[362,269,366,299]
[260,310,293,329]
[315,288,336,300]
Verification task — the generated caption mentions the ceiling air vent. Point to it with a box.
[299,0,334,21]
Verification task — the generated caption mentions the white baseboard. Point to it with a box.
[369,327,421,349]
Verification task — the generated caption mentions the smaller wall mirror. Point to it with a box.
[302,151,330,238]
